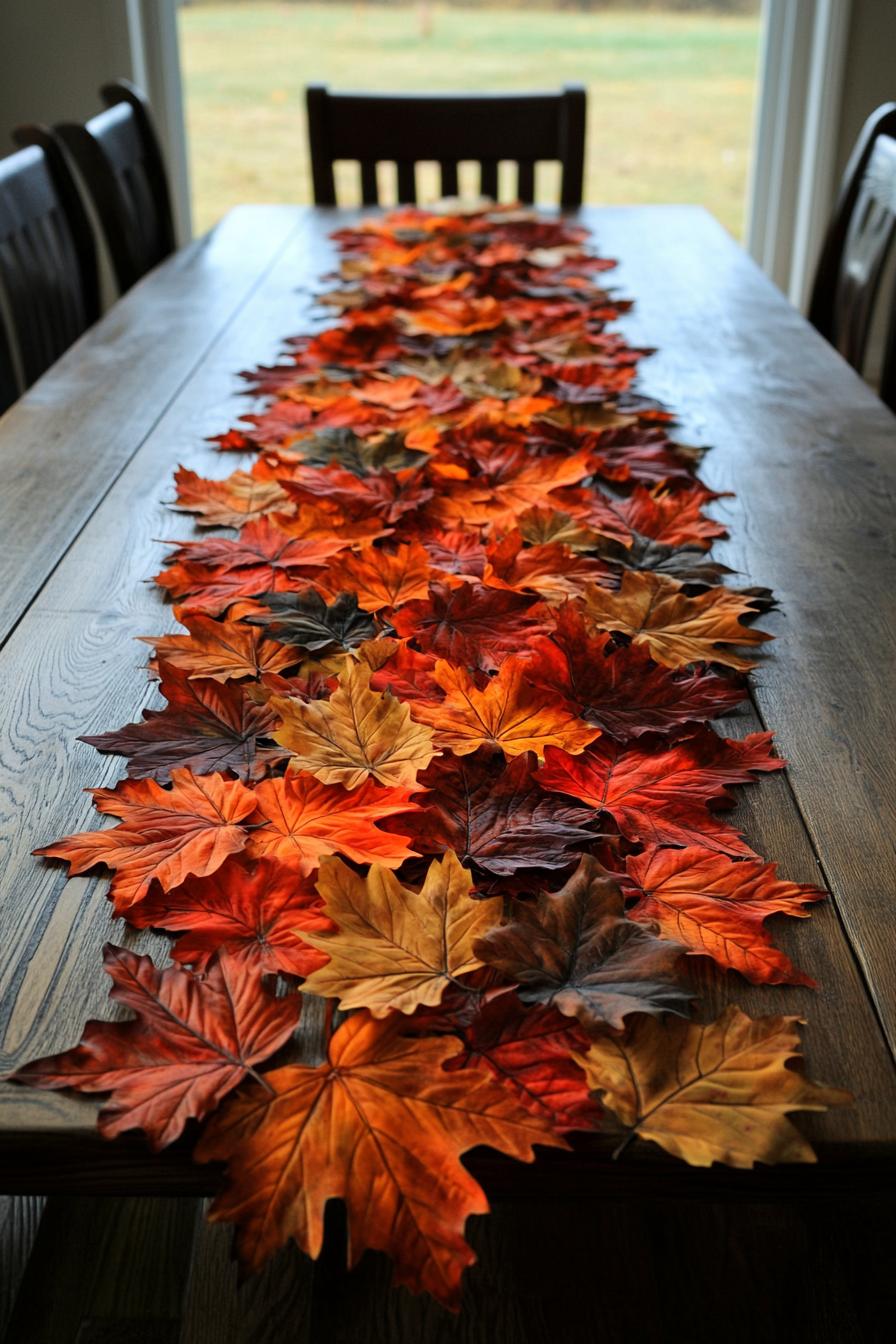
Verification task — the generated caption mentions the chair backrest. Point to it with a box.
[306,84,586,209]
[0,136,98,396]
[55,79,175,293]
[809,102,896,408]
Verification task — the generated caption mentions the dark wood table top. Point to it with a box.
[0,204,894,1195]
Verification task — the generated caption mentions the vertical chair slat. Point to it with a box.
[396,161,417,204]
[480,159,499,200]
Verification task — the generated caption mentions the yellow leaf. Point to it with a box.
[301,851,499,1015]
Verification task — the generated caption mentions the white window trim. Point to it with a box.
[746,0,852,308]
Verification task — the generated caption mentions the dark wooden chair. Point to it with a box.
[0,134,98,406]
[54,79,176,294]
[808,102,896,411]
[305,84,586,209]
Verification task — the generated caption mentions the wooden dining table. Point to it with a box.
[0,204,894,1341]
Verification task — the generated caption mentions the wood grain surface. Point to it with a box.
[0,206,893,1213]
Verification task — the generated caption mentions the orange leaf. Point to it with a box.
[172,467,289,529]
[36,768,256,912]
[196,1012,565,1306]
[246,770,421,874]
[143,614,296,682]
[411,656,600,761]
[623,845,823,985]
[11,946,300,1148]
[316,541,432,612]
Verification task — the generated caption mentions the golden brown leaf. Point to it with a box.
[573,1006,850,1167]
[270,659,439,789]
[301,851,499,1015]
[583,571,772,671]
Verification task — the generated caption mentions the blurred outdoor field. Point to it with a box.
[178,1,761,236]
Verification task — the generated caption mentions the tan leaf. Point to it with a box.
[301,851,500,1015]
[573,1006,851,1167]
[583,571,773,670]
[270,659,439,789]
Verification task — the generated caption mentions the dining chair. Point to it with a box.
[0,134,98,406]
[808,102,896,411]
[54,79,176,294]
[305,83,587,209]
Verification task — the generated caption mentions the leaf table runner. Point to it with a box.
[13,205,850,1310]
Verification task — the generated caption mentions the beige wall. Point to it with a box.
[835,0,896,176]
[0,0,136,143]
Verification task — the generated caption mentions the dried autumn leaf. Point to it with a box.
[196,1012,565,1306]
[538,729,783,856]
[246,590,379,654]
[315,541,432,612]
[246,770,420,874]
[160,515,349,574]
[436,994,602,1133]
[392,581,548,672]
[623,845,823,986]
[410,657,600,761]
[301,851,499,1015]
[172,466,289,529]
[583,571,773,671]
[80,661,284,783]
[615,484,727,550]
[12,946,300,1148]
[130,856,334,978]
[143,615,296,683]
[36,768,256,911]
[391,752,601,878]
[475,856,689,1029]
[573,1006,851,1166]
[270,660,438,790]
[525,604,747,740]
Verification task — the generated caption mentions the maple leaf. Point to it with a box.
[153,558,300,617]
[615,485,727,549]
[172,466,289,529]
[622,846,823,986]
[583,571,773,671]
[12,946,300,1148]
[269,660,438,790]
[36,768,256,911]
[246,770,420,874]
[537,729,783,856]
[301,851,499,1015]
[526,605,746,740]
[143,615,296,683]
[80,662,284,783]
[572,1006,850,1166]
[129,856,334,978]
[364,638,441,702]
[160,516,348,574]
[392,581,547,672]
[391,752,602,879]
[410,657,600,761]
[246,591,379,654]
[315,541,432,612]
[480,531,610,602]
[195,1012,565,1306]
[436,994,602,1133]
[475,856,689,1029]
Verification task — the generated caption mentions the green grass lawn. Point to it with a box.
[178,1,761,237]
